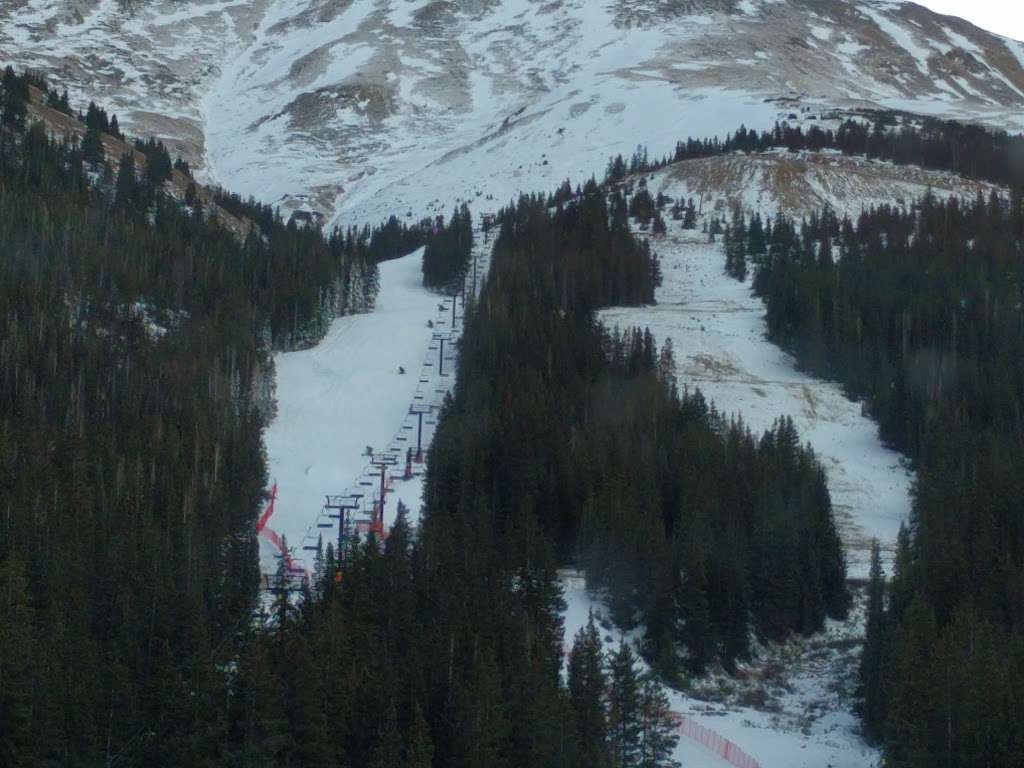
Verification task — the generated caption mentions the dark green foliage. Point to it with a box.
[406,705,435,768]
[422,203,473,290]
[859,541,887,744]
[1,76,862,766]
[606,642,679,768]
[723,207,747,281]
[628,181,655,226]
[427,192,846,678]
[174,156,191,177]
[639,677,679,768]
[115,149,140,207]
[0,81,375,765]
[135,136,173,186]
[607,643,643,768]
[1,67,29,129]
[489,181,660,311]
[81,126,104,163]
[747,156,1024,763]
[671,198,697,230]
[569,614,610,768]
[45,87,72,116]
[84,100,122,139]
[0,555,34,768]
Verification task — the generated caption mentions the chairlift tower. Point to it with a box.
[432,331,453,377]
[449,291,463,329]
[369,453,399,535]
[409,403,433,462]
[324,493,363,564]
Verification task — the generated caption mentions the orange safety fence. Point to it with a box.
[669,713,761,768]
[256,484,306,578]
[256,483,277,533]
[561,641,761,768]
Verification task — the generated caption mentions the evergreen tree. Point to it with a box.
[369,702,404,768]
[682,199,697,230]
[422,203,473,290]
[0,555,34,767]
[886,597,937,766]
[638,677,679,768]
[607,642,643,768]
[569,613,610,768]
[1,67,27,129]
[406,704,435,768]
[115,151,139,209]
[81,127,104,163]
[652,210,667,235]
[860,540,887,744]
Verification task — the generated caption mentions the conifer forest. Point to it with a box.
[1,14,1024,765]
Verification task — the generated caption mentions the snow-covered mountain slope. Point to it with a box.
[261,249,454,572]
[3,0,1022,224]
[259,229,490,573]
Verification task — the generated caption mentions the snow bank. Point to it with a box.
[261,249,456,571]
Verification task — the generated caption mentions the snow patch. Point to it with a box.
[597,218,913,578]
[262,250,451,570]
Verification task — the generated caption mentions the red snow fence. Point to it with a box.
[561,633,761,768]
[256,483,277,533]
[669,713,761,768]
[256,484,306,578]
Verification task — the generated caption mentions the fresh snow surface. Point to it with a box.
[561,570,880,768]
[5,0,1024,226]
[260,249,460,571]
[598,218,913,579]
[193,0,1024,227]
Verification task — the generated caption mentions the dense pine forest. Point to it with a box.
[0,68,376,765]
[719,142,1024,762]
[0,65,854,765]
[422,203,473,291]
[11,59,1015,767]
[427,190,848,679]
[224,182,846,768]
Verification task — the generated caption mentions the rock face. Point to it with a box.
[3,0,1023,221]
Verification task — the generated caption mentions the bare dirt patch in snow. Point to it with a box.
[658,150,1002,220]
